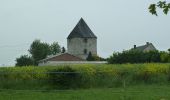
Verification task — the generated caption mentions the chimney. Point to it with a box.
[134,45,136,49]
[146,42,150,45]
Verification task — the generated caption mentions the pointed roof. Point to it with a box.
[132,42,157,51]
[67,18,97,39]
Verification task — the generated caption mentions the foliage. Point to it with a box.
[86,52,94,61]
[107,50,170,64]
[160,51,170,62]
[149,1,170,16]
[86,52,106,61]
[48,66,82,89]
[168,48,170,53]
[1,85,170,100]
[61,47,66,53]
[1,63,170,90]
[15,55,34,66]
[27,39,62,65]
[50,42,61,55]
[28,39,51,65]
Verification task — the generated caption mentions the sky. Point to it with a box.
[0,0,170,66]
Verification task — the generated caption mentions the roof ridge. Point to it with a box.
[133,42,156,51]
[67,18,97,39]
[38,53,84,62]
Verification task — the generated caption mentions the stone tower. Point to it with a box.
[67,18,97,60]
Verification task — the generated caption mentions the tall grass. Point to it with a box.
[0,63,170,90]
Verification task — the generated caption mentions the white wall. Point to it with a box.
[39,61,107,66]
[67,38,97,59]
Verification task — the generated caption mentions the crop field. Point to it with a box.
[0,63,170,100]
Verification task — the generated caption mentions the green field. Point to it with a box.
[1,63,170,99]
[1,63,170,89]
[0,85,170,100]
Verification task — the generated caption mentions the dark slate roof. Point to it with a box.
[67,18,97,39]
[135,45,148,51]
[132,42,156,51]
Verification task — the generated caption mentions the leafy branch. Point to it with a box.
[149,1,170,16]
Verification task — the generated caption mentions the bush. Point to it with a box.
[107,50,170,64]
[48,66,82,89]
[86,52,106,61]
[15,55,34,66]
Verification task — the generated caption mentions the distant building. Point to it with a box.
[132,42,157,52]
[67,18,97,59]
[38,18,105,66]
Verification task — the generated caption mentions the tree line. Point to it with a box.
[16,39,170,66]
[15,39,106,67]
[15,39,66,66]
[107,49,170,64]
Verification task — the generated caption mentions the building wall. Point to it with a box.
[39,61,107,66]
[67,38,97,59]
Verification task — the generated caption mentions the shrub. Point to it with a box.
[15,55,34,66]
[47,66,82,89]
[107,50,170,64]
[86,52,106,61]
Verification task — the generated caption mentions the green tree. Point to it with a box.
[15,55,34,66]
[86,52,94,61]
[16,39,62,66]
[107,50,162,64]
[160,49,170,63]
[149,1,170,16]
[50,42,61,55]
[86,52,102,61]
[160,52,169,62]
[61,47,66,53]
[29,39,51,65]
[168,48,170,54]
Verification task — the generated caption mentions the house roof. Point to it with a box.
[39,53,84,62]
[67,18,97,39]
[132,42,157,51]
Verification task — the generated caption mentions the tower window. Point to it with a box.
[84,49,87,54]
[84,38,87,43]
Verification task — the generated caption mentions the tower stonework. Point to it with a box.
[67,18,97,60]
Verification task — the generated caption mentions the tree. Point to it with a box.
[50,42,61,55]
[86,52,102,61]
[16,39,62,66]
[168,48,170,54]
[28,39,51,65]
[15,55,34,66]
[107,50,163,64]
[61,47,66,53]
[86,52,94,61]
[160,49,170,63]
[149,1,170,16]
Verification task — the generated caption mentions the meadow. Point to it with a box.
[0,63,170,99]
[1,85,170,100]
[0,63,170,89]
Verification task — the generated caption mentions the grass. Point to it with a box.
[1,63,170,99]
[0,84,170,100]
[0,63,170,89]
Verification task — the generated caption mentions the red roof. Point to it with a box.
[43,53,84,61]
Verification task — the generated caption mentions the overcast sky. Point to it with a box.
[0,0,170,66]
